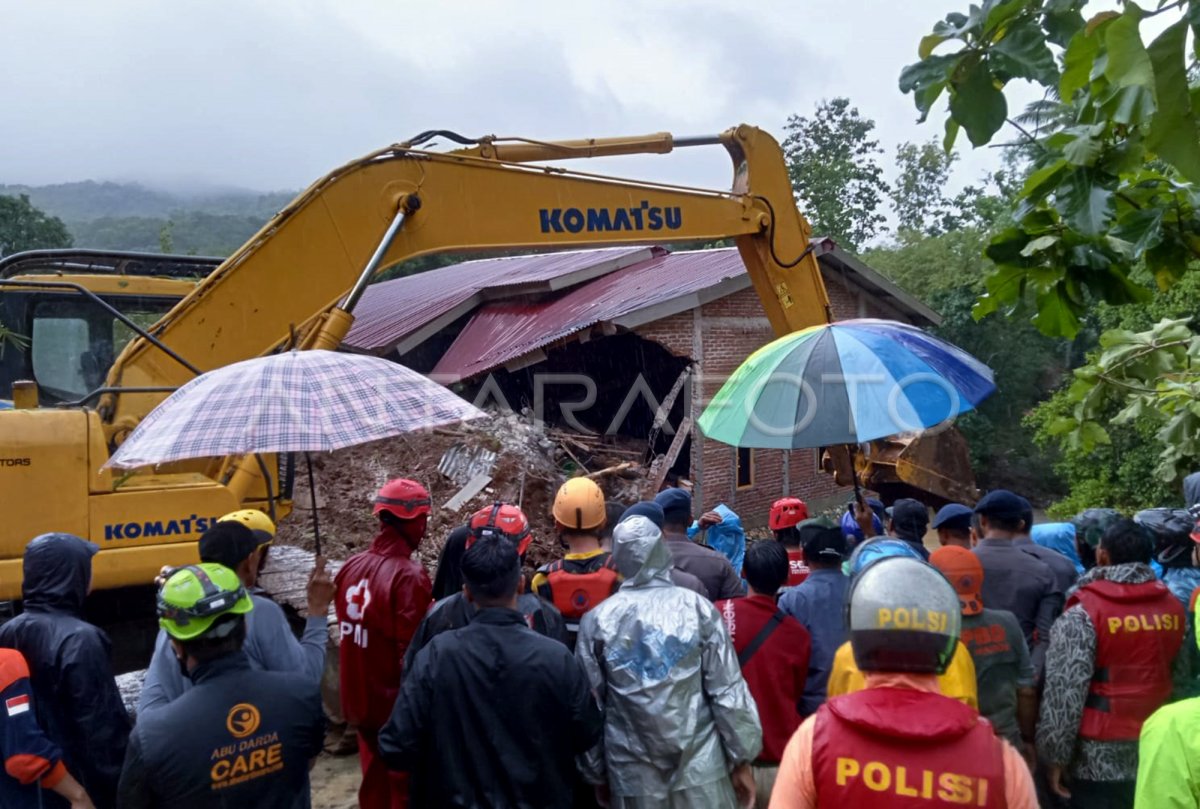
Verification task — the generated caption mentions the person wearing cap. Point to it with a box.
[887,497,931,559]
[118,564,325,808]
[930,547,1036,754]
[138,517,334,715]
[407,503,567,670]
[973,489,1062,676]
[825,538,979,709]
[716,542,810,808]
[0,534,128,809]
[532,478,621,650]
[577,514,762,808]
[769,556,1038,809]
[620,502,708,595]
[0,647,95,809]
[1014,497,1079,595]
[655,487,744,601]
[770,498,811,587]
[335,478,435,809]
[933,503,974,549]
[380,535,602,808]
[1038,518,1185,808]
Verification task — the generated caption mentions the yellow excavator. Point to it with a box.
[0,125,977,601]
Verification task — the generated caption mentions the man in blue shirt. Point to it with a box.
[778,518,849,716]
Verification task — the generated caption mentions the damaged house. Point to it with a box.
[343,243,938,525]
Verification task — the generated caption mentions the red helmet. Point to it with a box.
[373,479,432,520]
[770,497,809,531]
[468,502,532,556]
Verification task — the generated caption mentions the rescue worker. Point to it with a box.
[769,498,811,587]
[1134,618,1200,808]
[769,556,1038,808]
[826,539,979,709]
[532,478,621,649]
[0,534,129,809]
[407,502,567,665]
[886,497,931,560]
[118,564,325,808]
[1038,517,1185,809]
[716,541,811,808]
[577,514,762,808]
[139,515,333,714]
[0,647,94,809]
[379,535,603,808]
[973,489,1061,675]
[1015,496,1079,595]
[932,503,973,548]
[777,517,849,715]
[655,487,744,600]
[930,546,1036,754]
[335,478,434,809]
[620,501,709,595]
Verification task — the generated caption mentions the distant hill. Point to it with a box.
[0,181,298,256]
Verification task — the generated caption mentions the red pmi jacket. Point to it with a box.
[717,594,810,762]
[335,523,432,730]
[1068,578,1185,741]
[813,688,1006,808]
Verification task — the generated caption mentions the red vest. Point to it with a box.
[813,688,1006,808]
[537,553,620,626]
[1068,578,1185,741]
[786,549,810,587]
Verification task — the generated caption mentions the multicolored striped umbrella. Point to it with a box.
[698,319,995,449]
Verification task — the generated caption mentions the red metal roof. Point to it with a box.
[344,247,655,353]
[431,249,748,382]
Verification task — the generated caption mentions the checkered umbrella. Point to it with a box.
[106,350,484,554]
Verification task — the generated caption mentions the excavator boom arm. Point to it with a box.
[103,125,828,433]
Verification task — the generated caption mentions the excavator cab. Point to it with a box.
[0,250,211,406]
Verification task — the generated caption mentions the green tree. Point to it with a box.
[892,140,959,236]
[0,194,72,257]
[902,0,1200,490]
[782,98,889,252]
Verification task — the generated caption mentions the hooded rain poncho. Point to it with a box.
[576,516,761,808]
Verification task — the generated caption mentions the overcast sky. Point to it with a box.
[2,0,1033,194]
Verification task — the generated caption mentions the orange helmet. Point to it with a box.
[468,502,532,556]
[373,479,432,520]
[770,497,809,531]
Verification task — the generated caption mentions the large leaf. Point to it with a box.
[1099,84,1157,126]
[983,0,1029,33]
[1189,0,1200,59]
[1020,159,1069,201]
[934,8,985,38]
[1062,129,1104,166]
[1110,207,1165,258]
[1104,7,1153,89]
[899,54,959,119]
[1057,173,1116,236]
[950,60,1008,146]
[1146,21,1200,182]
[944,117,961,152]
[1044,6,1086,47]
[919,34,947,59]
[1020,234,1060,256]
[1061,27,1102,98]
[990,17,1060,84]
[1034,285,1083,337]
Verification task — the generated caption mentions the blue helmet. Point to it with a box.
[847,537,926,578]
[840,508,884,544]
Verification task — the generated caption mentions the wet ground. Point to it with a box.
[312,753,361,809]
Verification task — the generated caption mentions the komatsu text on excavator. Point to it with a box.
[0,125,976,601]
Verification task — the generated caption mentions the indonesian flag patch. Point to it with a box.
[6,695,30,716]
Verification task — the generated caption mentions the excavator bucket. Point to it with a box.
[822,427,980,508]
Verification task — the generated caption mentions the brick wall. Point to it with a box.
[632,271,914,527]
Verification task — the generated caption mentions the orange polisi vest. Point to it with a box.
[786,548,810,587]
[1068,578,1185,741]
[537,553,620,630]
[813,687,1006,808]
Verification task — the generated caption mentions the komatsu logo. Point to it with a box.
[539,202,682,234]
[105,515,219,541]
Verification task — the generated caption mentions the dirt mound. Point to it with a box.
[274,410,650,575]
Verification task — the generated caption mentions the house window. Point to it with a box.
[736,447,754,489]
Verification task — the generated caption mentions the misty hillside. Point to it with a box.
[0,181,298,256]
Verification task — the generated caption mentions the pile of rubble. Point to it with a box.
[274,409,664,572]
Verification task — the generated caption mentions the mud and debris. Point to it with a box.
[275,409,664,572]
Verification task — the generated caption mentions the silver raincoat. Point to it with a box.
[577,516,762,808]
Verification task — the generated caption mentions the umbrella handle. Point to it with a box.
[305,452,322,557]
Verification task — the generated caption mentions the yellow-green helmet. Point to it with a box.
[157,563,253,641]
